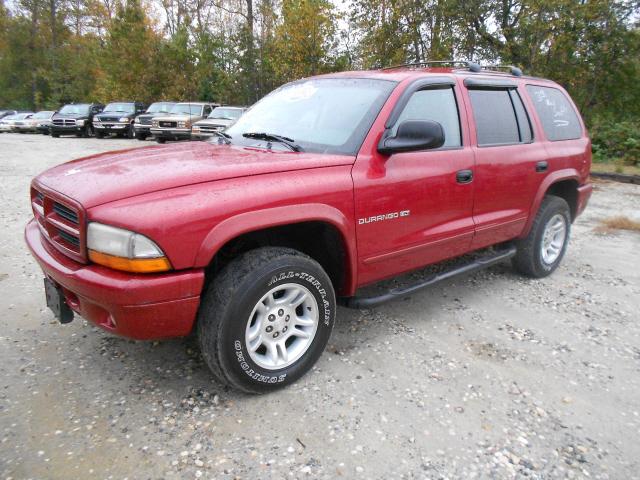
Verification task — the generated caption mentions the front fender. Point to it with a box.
[194,203,359,295]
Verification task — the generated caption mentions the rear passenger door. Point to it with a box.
[463,79,549,249]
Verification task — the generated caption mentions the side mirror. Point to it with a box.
[378,120,445,155]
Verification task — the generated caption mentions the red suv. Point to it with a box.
[25,62,592,392]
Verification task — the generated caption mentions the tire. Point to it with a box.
[94,131,104,139]
[81,126,91,138]
[51,133,59,138]
[155,137,166,144]
[126,124,134,139]
[197,247,336,393]
[136,132,147,141]
[512,195,571,278]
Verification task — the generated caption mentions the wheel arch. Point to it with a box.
[521,169,581,238]
[194,204,358,296]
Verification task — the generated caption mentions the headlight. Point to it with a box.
[152,120,158,127]
[87,222,171,273]
[134,117,140,124]
[119,117,129,122]
[76,119,85,126]
[192,125,200,132]
[178,121,191,128]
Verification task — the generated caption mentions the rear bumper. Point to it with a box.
[25,219,205,340]
[576,183,593,218]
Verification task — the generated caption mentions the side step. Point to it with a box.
[339,245,517,309]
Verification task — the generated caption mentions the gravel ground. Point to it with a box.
[1,133,639,480]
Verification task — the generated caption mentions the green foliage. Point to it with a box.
[0,0,638,149]
[590,117,640,166]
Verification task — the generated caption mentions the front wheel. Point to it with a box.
[94,130,104,139]
[513,195,571,278]
[136,132,147,141]
[155,137,166,144]
[197,247,336,393]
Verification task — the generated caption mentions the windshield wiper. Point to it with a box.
[211,131,232,144]
[242,132,303,152]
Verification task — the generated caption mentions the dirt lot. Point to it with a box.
[1,132,639,479]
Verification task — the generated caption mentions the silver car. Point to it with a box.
[0,112,34,133]
[14,110,56,133]
[150,102,218,143]
[191,106,246,140]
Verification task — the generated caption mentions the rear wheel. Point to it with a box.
[513,195,571,278]
[197,247,336,393]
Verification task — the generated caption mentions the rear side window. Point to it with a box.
[468,89,532,146]
[525,85,582,141]
[392,87,461,147]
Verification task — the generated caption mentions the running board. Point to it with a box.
[339,246,517,309]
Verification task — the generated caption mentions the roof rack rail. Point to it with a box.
[380,60,524,76]
[483,65,523,77]
[382,60,482,72]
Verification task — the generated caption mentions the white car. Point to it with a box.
[14,110,56,133]
[0,112,34,132]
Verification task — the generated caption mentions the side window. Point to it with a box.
[510,90,533,143]
[468,89,522,146]
[525,85,582,141]
[393,87,461,148]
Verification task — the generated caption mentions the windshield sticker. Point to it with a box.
[280,82,318,102]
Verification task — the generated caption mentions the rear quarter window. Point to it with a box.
[525,85,582,141]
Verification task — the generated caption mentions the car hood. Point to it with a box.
[35,141,355,208]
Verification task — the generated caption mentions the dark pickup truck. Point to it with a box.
[94,102,146,139]
[50,103,104,137]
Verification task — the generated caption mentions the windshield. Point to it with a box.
[169,104,203,115]
[208,107,243,120]
[103,103,135,113]
[225,78,396,155]
[33,111,54,119]
[146,102,175,113]
[59,104,90,115]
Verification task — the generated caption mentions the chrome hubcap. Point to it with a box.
[541,214,567,265]
[245,283,318,370]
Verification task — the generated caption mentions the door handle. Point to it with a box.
[536,161,548,173]
[456,169,473,184]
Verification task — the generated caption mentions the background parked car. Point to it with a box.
[190,106,246,140]
[134,101,176,140]
[14,110,56,134]
[0,112,34,132]
[94,101,146,139]
[51,103,104,137]
[0,110,18,119]
[150,102,218,143]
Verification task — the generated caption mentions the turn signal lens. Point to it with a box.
[89,250,172,273]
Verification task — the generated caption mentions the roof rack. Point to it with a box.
[381,60,523,77]
[382,60,482,72]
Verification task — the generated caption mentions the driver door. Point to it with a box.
[352,82,476,286]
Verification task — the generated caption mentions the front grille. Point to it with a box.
[53,202,79,224]
[57,229,80,247]
[53,118,76,126]
[159,121,177,128]
[98,116,120,123]
[31,187,85,263]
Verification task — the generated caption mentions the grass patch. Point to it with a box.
[595,216,640,234]
[591,162,640,176]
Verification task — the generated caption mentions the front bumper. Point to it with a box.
[576,183,593,218]
[134,124,151,133]
[50,125,84,134]
[151,127,191,139]
[94,122,129,131]
[25,219,205,340]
